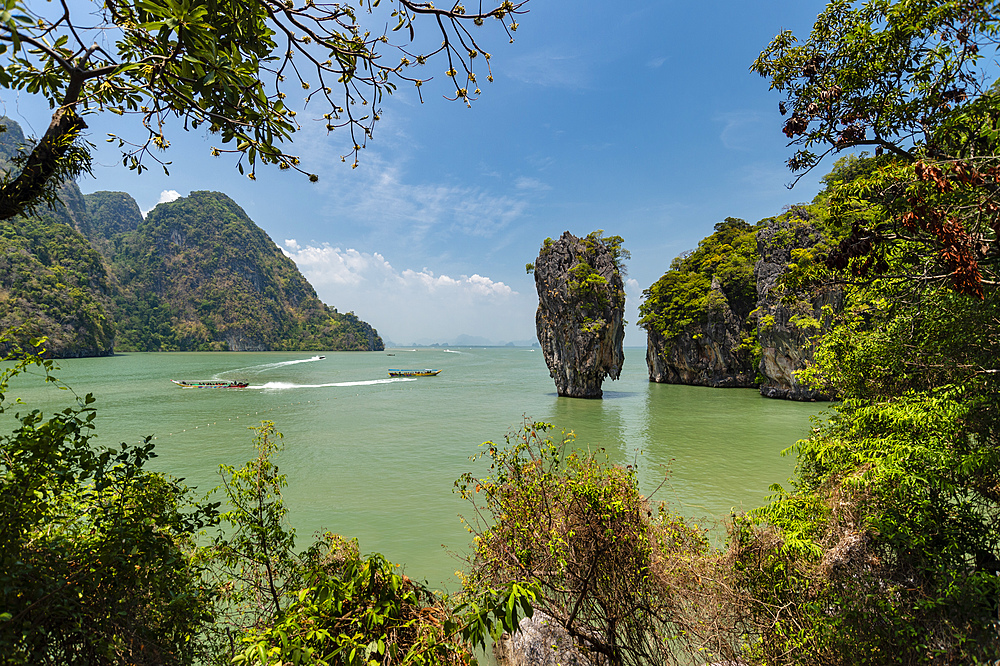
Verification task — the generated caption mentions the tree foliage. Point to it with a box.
[457,421,742,666]
[0,338,219,664]
[0,0,527,219]
[753,0,1000,296]
[638,217,757,341]
[730,3,1000,659]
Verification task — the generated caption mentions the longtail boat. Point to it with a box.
[388,369,441,377]
[172,380,249,388]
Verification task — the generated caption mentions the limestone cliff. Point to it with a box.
[640,218,757,389]
[533,231,626,398]
[755,216,840,401]
[495,611,600,666]
[645,276,756,387]
[640,213,842,400]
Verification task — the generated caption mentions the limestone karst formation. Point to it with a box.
[533,231,626,398]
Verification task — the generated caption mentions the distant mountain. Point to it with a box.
[0,119,383,357]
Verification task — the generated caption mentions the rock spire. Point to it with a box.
[532,231,626,398]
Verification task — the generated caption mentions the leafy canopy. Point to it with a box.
[0,0,527,219]
[0,337,220,664]
[638,217,756,340]
[753,0,1000,296]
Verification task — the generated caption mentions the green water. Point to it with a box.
[4,347,823,587]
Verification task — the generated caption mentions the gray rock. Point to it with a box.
[754,217,840,401]
[494,611,604,666]
[533,232,626,398]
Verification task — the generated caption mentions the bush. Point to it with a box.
[457,421,744,666]
[0,340,218,665]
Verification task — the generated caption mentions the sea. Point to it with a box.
[3,347,823,588]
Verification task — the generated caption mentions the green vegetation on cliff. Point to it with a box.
[0,120,382,356]
[638,156,865,348]
[106,191,382,352]
[638,217,757,341]
[0,121,116,357]
[0,213,116,358]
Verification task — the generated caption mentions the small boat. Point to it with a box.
[317,355,326,359]
[172,380,249,388]
[388,369,441,377]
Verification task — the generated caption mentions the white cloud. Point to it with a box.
[515,176,551,192]
[646,56,667,69]
[141,189,184,218]
[281,241,530,343]
[399,268,514,296]
[505,47,589,89]
[158,189,182,204]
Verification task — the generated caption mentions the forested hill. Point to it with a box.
[0,121,118,357]
[0,119,383,356]
[107,191,383,352]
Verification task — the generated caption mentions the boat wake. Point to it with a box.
[442,349,462,354]
[251,378,416,390]
[222,355,327,376]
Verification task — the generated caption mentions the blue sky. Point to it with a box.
[6,0,833,346]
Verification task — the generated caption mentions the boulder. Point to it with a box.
[494,611,604,666]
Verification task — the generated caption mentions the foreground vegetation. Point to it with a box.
[3,0,1000,663]
[0,342,531,665]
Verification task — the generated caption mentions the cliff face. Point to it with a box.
[81,191,143,258]
[534,231,626,398]
[645,277,756,388]
[755,219,840,401]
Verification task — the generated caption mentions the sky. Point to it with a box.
[4,0,834,347]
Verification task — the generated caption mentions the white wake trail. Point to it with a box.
[221,356,327,376]
[251,378,417,390]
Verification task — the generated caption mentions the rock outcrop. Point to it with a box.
[534,231,626,398]
[645,276,756,388]
[755,217,841,401]
[494,611,603,666]
[641,212,841,401]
